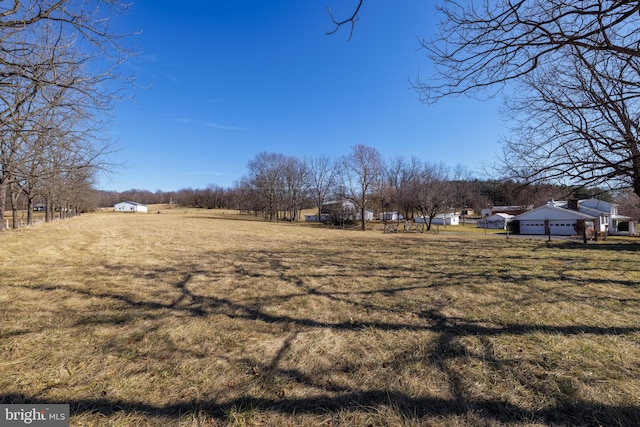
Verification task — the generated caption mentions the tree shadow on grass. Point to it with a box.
[542,240,640,252]
[5,277,639,425]
[4,243,640,425]
[2,389,639,425]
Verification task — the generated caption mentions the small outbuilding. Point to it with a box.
[304,213,330,222]
[478,213,514,230]
[321,200,374,222]
[378,212,402,221]
[415,214,460,226]
[114,201,148,213]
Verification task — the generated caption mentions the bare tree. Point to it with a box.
[233,176,264,216]
[414,162,453,231]
[328,3,640,197]
[615,190,640,221]
[244,153,312,221]
[385,156,421,220]
[246,152,288,221]
[500,40,640,195]
[10,70,95,225]
[422,0,640,198]
[451,163,474,221]
[420,1,640,100]
[339,144,383,230]
[282,156,309,222]
[306,154,337,222]
[37,129,101,221]
[0,0,133,230]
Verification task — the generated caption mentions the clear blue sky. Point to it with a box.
[99,1,505,192]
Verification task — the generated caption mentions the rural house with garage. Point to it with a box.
[511,203,596,236]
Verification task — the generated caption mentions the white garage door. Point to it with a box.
[548,221,577,235]
[519,222,546,235]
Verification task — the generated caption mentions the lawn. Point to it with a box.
[1,208,639,426]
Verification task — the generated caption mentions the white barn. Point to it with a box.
[114,201,148,213]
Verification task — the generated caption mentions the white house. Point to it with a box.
[415,214,460,226]
[477,213,514,230]
[511,204,595,236]
[114,201,148,213]
[575,198,635,235]
[533,198,635,235]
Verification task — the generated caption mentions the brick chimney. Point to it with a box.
[568,199,579,210]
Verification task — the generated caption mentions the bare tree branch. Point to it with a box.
[326,0,363,41]
[421,0,640,101]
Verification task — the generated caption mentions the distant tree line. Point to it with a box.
[96,144,639,228]
[95,186,233,211]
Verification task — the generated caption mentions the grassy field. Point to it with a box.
[1,207,639,426]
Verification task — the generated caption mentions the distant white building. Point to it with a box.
[378,212,402,221]
[114,201,148,213]
[415,214,460,226]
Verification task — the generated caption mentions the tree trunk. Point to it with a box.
[0,175,7,231]
[10,182,19,229]
[12,204,18,228]
[27,196,34,225]
[45,198,52,222]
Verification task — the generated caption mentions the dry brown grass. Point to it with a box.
[1,208,639,426]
